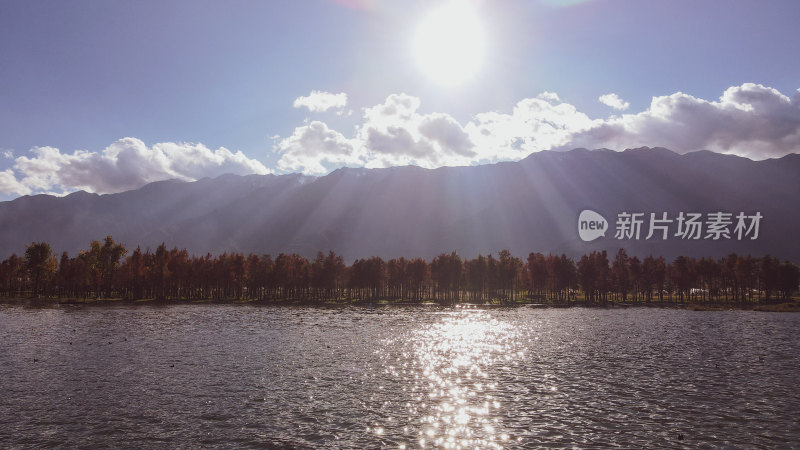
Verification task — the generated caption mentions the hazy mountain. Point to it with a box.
[1,147,798,262]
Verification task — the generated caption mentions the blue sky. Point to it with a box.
[1,0,799,200]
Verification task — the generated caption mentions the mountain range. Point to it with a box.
[1,147,798,263]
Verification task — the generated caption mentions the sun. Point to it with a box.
[413,2,485,86]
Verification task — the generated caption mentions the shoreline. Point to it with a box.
[2,296,799,312]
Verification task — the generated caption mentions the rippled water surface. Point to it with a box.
[1,304,798,448]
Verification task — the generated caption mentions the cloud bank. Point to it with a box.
[567,84,800,159]
[0,138,270,196]
[276,83,800,174]
[2,83,798,197]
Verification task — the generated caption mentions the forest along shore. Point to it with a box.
[2,236,798,309]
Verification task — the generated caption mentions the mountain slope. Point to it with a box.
[1,148,798,262]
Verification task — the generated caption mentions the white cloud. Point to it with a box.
[277,93,479,173]
[357,94,476,168]
[466,94,596,162]
[566,83,800,159]
[0,169,31,196]
[537,91,561,102]
[0,138,270,196]
[276,121,357,175]
[293,90,348,113]
[277,83,800,174]
[2,150,13,159]
[5,83,798,197]
[598,93,630,110]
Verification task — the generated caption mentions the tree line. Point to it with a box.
[1,236,798,305]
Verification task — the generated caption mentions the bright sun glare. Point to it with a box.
[413,2,485,86]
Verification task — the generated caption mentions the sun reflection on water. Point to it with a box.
[379,307,522,448]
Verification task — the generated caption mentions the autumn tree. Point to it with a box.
[431,252,463,303]
[526,252,547,300]
[95,236,127,298]
[406,258,429,302]
[24,242,56,297]
[465,254,488,302]
[612,248,630,301]
[497,250,523,302]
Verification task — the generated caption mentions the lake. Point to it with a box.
[1,304,798,448]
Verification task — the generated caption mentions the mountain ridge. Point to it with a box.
[1,147,798,262]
